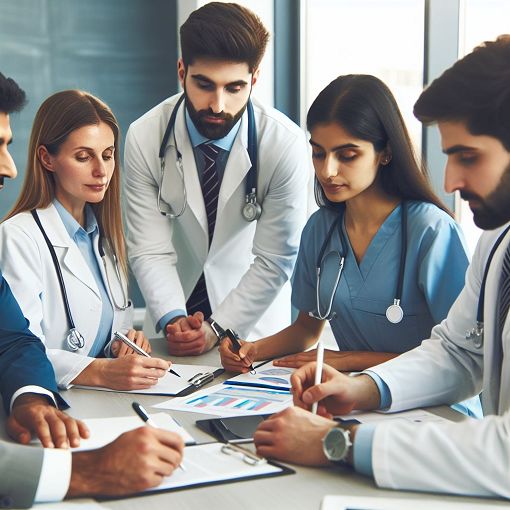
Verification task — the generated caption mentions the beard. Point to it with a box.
[184,87,247,140]
[462,162,510,230]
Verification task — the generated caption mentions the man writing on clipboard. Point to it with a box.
[124,2,309,356]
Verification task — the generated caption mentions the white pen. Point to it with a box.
[132,401,186,471]
[113,331,181,378]
[311,340,324,415]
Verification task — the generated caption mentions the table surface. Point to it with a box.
[6,338,510,509]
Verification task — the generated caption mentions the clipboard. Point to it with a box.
[196,414,271,442]
[97,441,294,500]
[175,368,225,396]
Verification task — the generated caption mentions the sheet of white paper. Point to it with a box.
[224,361,293,391]
[73,364,221,395]
[321,495,504,510]
[153,383,293,417]
[31,500,110,509]
[72,413,194,451]
[338,408,449,424]
[143,442,282,493]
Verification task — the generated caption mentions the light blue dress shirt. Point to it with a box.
[157,108,242,331]
[291,201,477,476]
[53,200,114,357]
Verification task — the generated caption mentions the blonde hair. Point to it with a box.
[4,89,127,277]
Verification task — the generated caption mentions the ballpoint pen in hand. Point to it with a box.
[113,331,181,378]
[132,402,186,471]
[311,340,324,415]
[225,329,256,374]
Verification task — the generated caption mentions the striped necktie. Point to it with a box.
[498,242,510,340]
[185,143,220,318]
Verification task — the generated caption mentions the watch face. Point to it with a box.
[324,427,349,462]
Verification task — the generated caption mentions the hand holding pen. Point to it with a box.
[219,329,257,374]
[114,331,182,378]
[132,402,186,471]
[112,329,151,357]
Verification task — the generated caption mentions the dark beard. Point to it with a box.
[462,163,510,230]
[185,91,247,140]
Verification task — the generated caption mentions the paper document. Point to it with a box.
[153,383,293,417]
[224,361,293,391]
[74,363,221,395]
[29,500,110,509]
[321,495,505,509]
[337,408,449,424]
[138,442,289,494]
[72,413,195,451]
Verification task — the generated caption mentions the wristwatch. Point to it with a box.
[206,318,228,344]
[322,425,352,465]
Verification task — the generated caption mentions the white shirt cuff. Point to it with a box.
[10,386,57,412]
[35,448,72,502]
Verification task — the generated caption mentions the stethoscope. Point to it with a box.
[465,223,510,348]
[157,93,262,222]
[31,209,130,352]
[311,202,408,324]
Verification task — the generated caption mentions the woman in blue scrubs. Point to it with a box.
[220,75,477,413]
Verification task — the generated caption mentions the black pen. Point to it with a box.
[113,331,181,377]
[225,329,255,373]
[132,402,186,471]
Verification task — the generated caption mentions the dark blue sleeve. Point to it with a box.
[0,271,67,413]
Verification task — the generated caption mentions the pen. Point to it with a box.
[132,402,186,471]
[311,340,324,415]
[113,331,181,378]
[225,328,255,373]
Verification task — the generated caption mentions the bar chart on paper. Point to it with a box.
[153,384,293,417]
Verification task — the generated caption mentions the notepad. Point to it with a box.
[72,413,195,451]
[74,363,223,396]
[98,442,293,499]
[224,360,293,391]
[321,495,503,509]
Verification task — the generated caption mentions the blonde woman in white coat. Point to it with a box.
[0,90,170,389]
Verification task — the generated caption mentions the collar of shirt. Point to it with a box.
[53,199,99,241]
[185,107,241,152]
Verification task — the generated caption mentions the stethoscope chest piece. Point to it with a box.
[242,192,262,222]
[67,327,85,351]
[386,299,404,324]
[466,321,484,348]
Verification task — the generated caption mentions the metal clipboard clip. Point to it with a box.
[188,372,215,388]
[220,442,267,466]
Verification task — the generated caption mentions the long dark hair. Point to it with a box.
[307,74,452,216]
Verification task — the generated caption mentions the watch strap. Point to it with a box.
[207,318,227,341]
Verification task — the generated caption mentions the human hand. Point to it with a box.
[7,393,89,448]
[219,337,257,373]
[166,312,216,356]
[76,355,170,390]
[274,349,350,370]
[254,406,336,466]
[68,427,184,497]
[291,362,378,417]
[111,329,151,357]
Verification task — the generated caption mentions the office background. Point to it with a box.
[0,0,509,308]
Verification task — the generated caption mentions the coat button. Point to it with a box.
[0,495,13,508]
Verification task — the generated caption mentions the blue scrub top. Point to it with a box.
[292,201,469,353]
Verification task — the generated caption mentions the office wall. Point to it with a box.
[0,0,179,306]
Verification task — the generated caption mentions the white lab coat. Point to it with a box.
[367,224,510,498]
[0,205,133,388]
[124,94,310,339]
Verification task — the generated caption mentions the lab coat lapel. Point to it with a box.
[217,110,251,221]
[38,205,101,299]
[484,233,510,413]
[174,105,208,238]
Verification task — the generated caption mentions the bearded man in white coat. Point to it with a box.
[253,35,510,499]
[124,2,309,356]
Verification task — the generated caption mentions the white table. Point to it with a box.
[8,339,510,509]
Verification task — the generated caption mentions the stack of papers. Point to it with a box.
[153,382,293,417]
[72,413,195,451]
[224,361,293,391]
